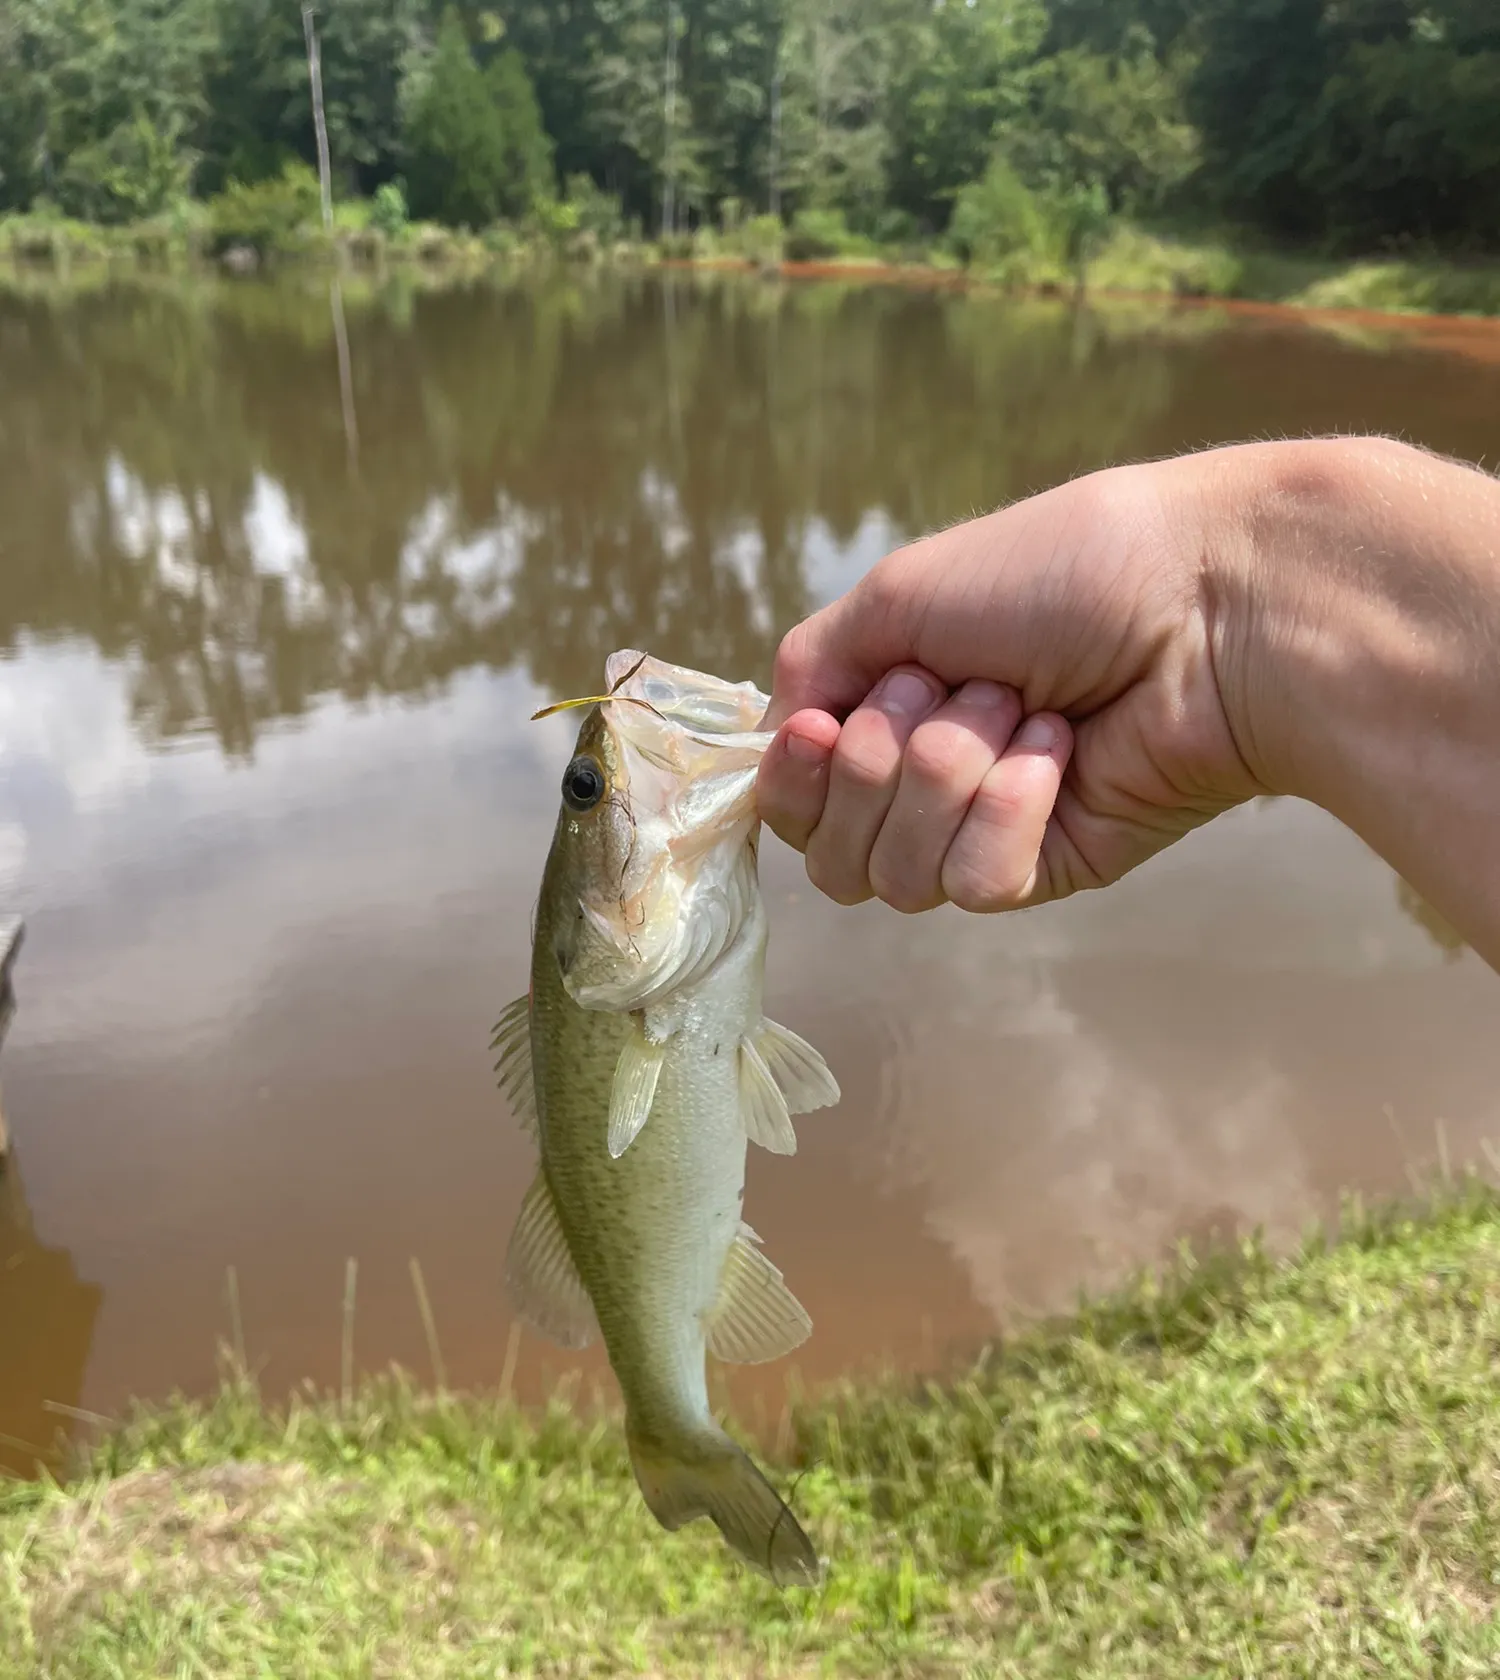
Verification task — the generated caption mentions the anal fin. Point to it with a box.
[504,1172,597,1350]
[705,1222,811,1364]
[756,1018,840,1115]
[739,1037,797,1155]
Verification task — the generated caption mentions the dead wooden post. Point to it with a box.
[0,917,25,1167]
[301,4,334,232]
[301,1,359,474]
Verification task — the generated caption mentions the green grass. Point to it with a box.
[1085,223,1500,319]
[6,1179,1500,1675]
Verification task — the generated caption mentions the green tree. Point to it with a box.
[996,27,1198,214]
[775,0,896,224]
[1,0,217,217]
[401,9,509,226]
[486,45,555,215]
[884,0,1047,230]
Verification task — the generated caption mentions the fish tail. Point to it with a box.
[627,1419,820,1587]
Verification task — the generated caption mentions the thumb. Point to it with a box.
[761,571,921,732]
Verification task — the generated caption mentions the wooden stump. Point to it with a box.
[0,916,24,1166]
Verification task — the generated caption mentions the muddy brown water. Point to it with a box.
[2,269,1500,1476]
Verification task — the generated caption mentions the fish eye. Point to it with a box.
[561,754,606,813]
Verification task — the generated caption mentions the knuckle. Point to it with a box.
[903,723,968,789]
[771,623,815,698]
[804,844,869,907]
[971,776,1029,831]
[942,853,1026,914]
[833,716,899,793]
[867,854,935,916]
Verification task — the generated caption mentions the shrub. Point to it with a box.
[370,182,409,240]
[55,114,194,226]
[784,207,855,261]
[205,161,321,257]
[948,158,1048,271]
[562,173,624,245]
[737,213,784,266]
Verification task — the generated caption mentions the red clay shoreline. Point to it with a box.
[655,254,1500,362]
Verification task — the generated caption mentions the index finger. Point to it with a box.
[762,577,915,733]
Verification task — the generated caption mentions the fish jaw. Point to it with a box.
[558,653,774,1014]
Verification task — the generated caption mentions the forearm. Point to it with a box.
[1207,436,1500,967]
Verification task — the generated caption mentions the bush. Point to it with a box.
[1042,180,1113,276]
[784,207,847,261]
[783,207,878,263]
[562,173,624,245]
[948,158,1048,273]
[370,183,409,240]
[205,161,321,257]
[55,114,194,226]
[737,213,784,266]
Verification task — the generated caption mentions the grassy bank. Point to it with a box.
[5,1181,1500,1676]
[7,197,1500,328]
[1082,225,1500,322]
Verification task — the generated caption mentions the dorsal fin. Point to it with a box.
[490,993,537,1134]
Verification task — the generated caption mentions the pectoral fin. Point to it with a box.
[490,994,537,1134]
[504,1172,597,1350]
[608,1027,666,1158]
[756,1018,840,1115]
[738,1036,797,1155]
[705,1223,812,1365]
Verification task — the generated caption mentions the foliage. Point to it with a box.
[400,13,551,229]
[205,159,321,256]
[369,180,409,240]
[784,206,877,262]
[1,0,1498,262]
[995,29,1199,214]
[737,211,785,266]
[560,171,625,246]
[948,157,1051,274]
[401,10,505,228]
[57,112,196,225]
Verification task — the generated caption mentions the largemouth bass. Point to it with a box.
[491,650,840,1584]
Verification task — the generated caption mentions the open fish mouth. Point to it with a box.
[542,651,777,1014]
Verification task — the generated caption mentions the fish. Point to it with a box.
[491,649,841,1585]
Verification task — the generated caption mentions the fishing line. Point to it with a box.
[765,1463,815,1589]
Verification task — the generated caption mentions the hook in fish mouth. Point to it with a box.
[530,654,663,723]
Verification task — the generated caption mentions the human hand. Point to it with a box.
[756,445,1272,914]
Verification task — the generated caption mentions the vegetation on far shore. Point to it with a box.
[4,1,1499,326]
[8,186,1500,326]
[6,1177,1500,1676]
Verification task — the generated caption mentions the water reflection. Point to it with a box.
[4,271,1500,1457]
[0,1071,103,1478]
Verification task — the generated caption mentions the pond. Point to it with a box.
[2,266,1499,1474]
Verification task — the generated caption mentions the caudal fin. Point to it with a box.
[628,1423,820,1587]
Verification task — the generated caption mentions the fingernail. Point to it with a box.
[785,730,829,765]
[1015,714,1061,752]
[876,671,937,717]
[957,680,1015,710]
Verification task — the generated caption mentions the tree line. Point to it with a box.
[0,0,1496,254]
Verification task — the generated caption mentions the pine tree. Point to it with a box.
[401,9,506,228]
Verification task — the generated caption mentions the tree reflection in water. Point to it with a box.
[0,270,1183,759]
